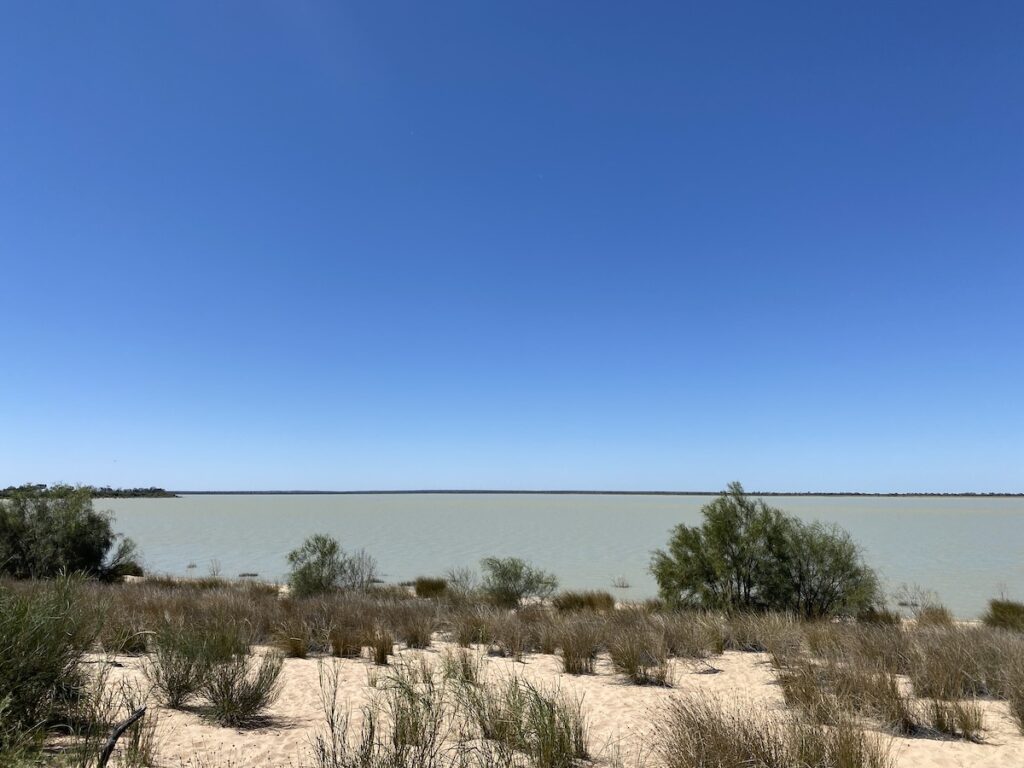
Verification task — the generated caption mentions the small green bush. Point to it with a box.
[480,557,558,608]
[201,652,284,727]
[145,620,251,708]
[145,622,209,708]
[983,599,1024,632]
[462,676,588,768]
[286,534,378,598]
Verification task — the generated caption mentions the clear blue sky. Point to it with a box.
[1,2,1021,492]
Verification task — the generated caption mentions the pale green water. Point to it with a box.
[102,493,1024,618]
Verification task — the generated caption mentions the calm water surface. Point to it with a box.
[103,494,1024,618]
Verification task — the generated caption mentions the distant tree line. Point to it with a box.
[0,483,177,498]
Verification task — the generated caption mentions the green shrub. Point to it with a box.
[651,482,877,617]
[983,599,1024,632]
[0,577,96,750]
[414,577,448,599]
[0,485,141,580]
[552,590,615,613]
[480,557,558,608]
[201,652,284,727]
[462,676,588,768]
[286,534,378,598]
[145,622,209,708]
[145,620,251,709]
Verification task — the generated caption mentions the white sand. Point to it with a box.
[106,643,1024,768]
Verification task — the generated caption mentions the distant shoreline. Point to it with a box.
[169,489,1024,497]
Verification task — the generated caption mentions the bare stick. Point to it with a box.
[98,706,146,768]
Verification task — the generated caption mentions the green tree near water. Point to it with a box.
[0,484,141,580]
[286,533,379,597]
[480,556,559,608]
[651,482,877,618]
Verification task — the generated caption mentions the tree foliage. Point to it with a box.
[480,556,558,608]
[651,482,877,618]
[286,533,378,598]
[0,484,142,580]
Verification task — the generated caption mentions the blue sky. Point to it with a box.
[1,2,1021,492]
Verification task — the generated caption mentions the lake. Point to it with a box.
[102,493,1024,618]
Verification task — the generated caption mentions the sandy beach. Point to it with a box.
[103,640,1024,768]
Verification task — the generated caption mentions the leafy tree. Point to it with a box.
[286,533,378,598]
[480,556,558,608]
[781,519,878,618]
[651,483,877,617]
[650,482,790,612]
[0,484,141,580]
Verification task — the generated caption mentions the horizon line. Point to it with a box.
[167,489,1024,497]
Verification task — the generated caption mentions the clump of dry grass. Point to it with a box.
[660,611,724,658]
[1006,665,1024,735]
[389,602,437,649]
[521,606,561,655]
[483,610,529,659]
[368,626,394,665]
[914,604,954,628]
[328,623,364,659]
[908,627,987,699]
[556,616,603,674]
[923,698,984,742]
[273,616,315,658]
[655,695,892,768]
[723,613,799,653]
[608,626,671,686]
[440,648,484,685]
[552,590,615,613]
[447,605,490,647]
